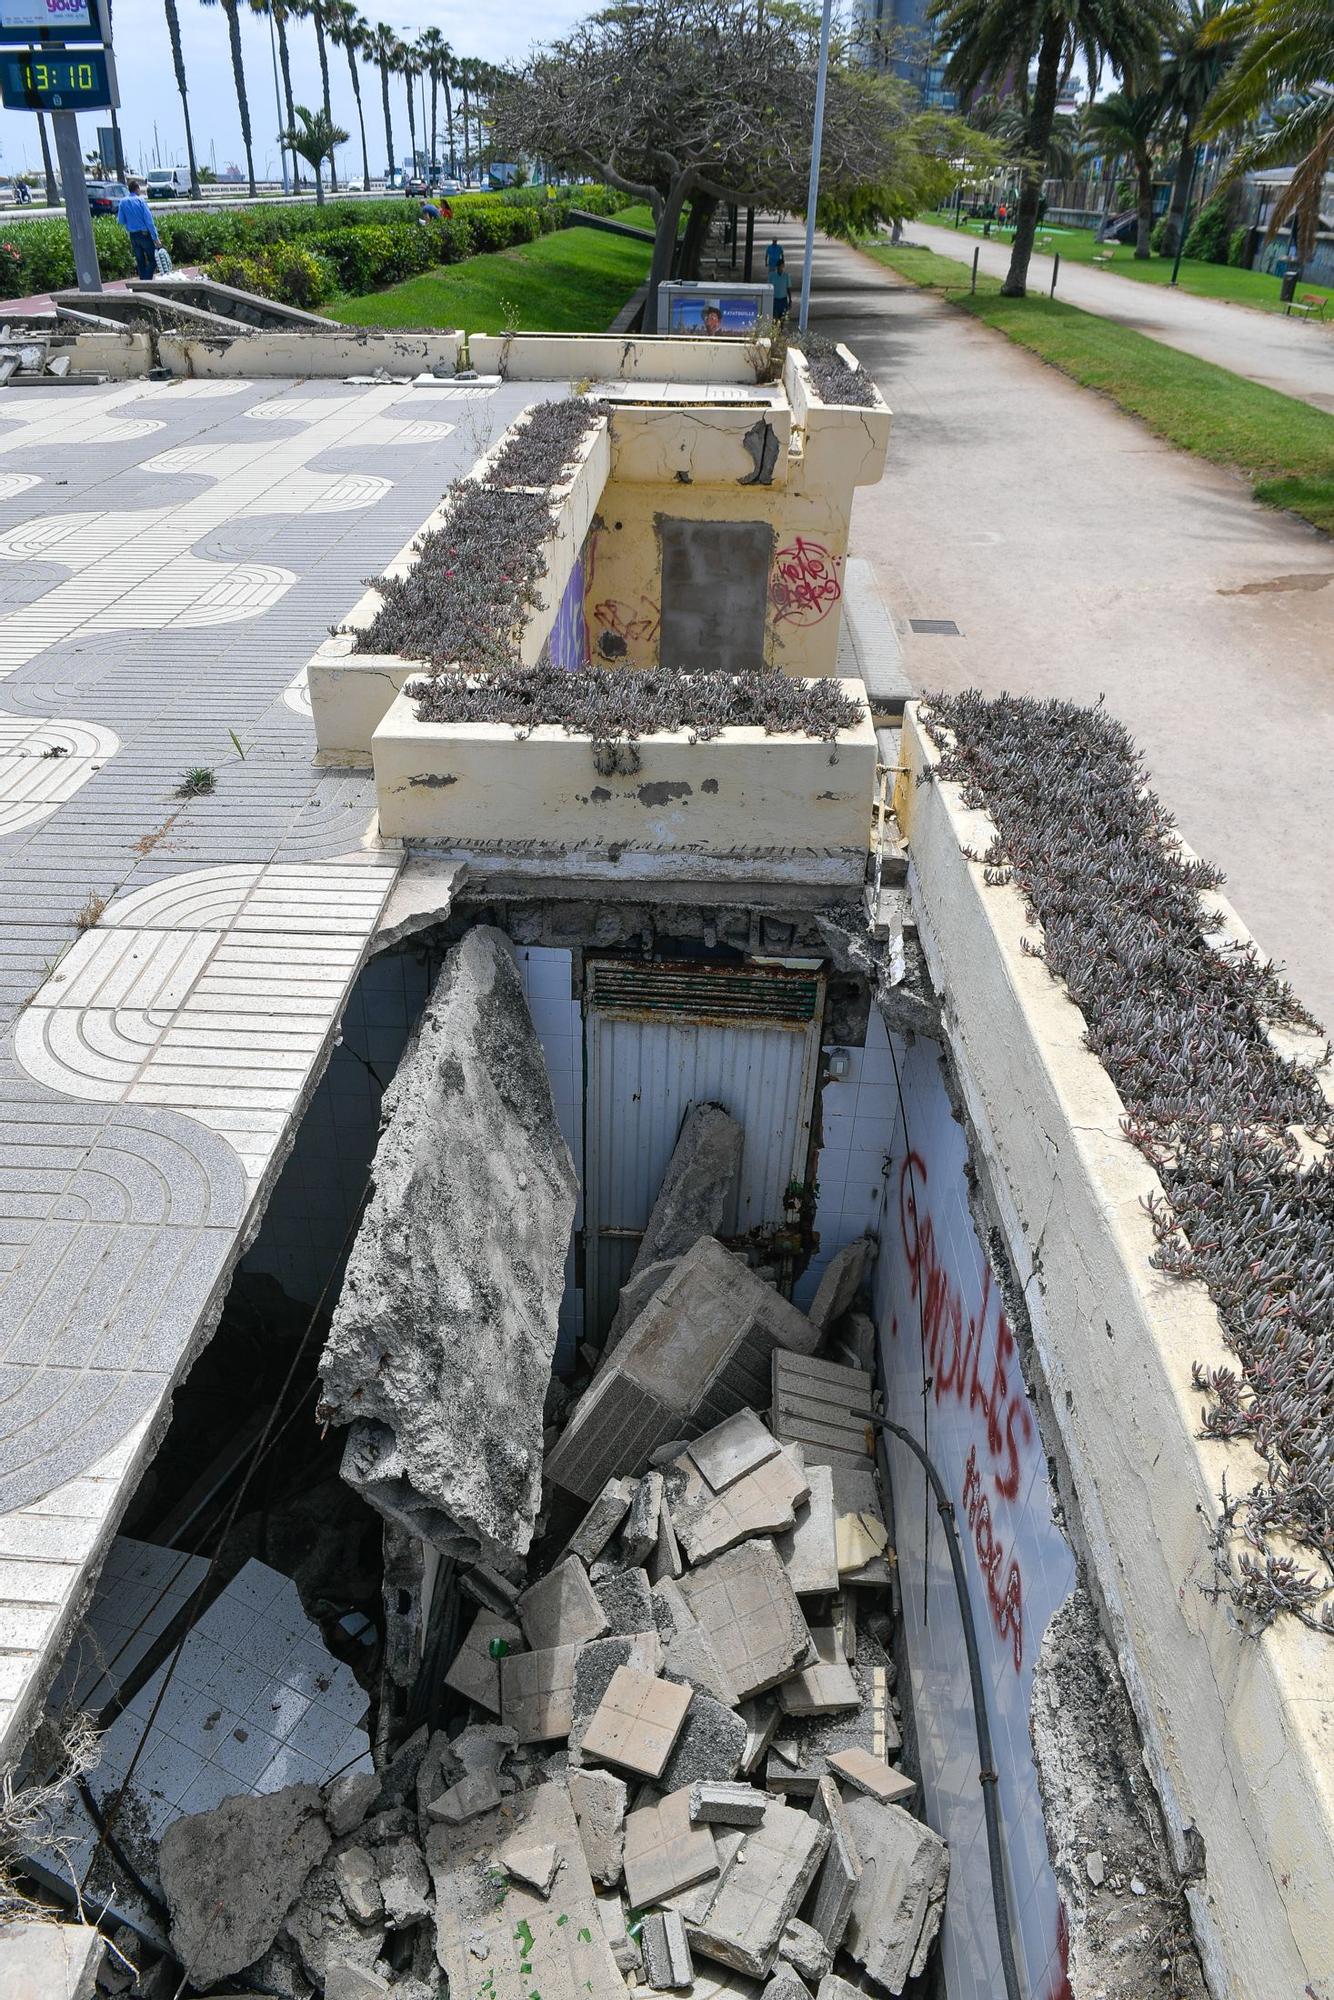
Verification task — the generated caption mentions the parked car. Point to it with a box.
[146,167,191,199]
[402,176,430,198]
[437,179,462,197]
[85,181,128,216]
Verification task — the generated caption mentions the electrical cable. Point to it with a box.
[860,1408,1025,2000]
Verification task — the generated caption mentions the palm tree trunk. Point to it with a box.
[346,45,370,187]
[1134,149,1154,257]
[36,112,58,205]
[379,61,394,181]
[275,8,298,182]
[312,3,337,191]
[404,70,417,176]
[223,0,257,196]
[429,72,438,175]
[1161,122,1194,258]
[461,83,470,182]
[1003,20,1063,297]
[314,158,325,205]
[443,78,455,179]
[162,0,200,195]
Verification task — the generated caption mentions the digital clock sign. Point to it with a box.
[0,45,116,107]
[0,0,108,46]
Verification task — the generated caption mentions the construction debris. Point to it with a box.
[689,1781,768,1826]
[642,1909,697,1990]
[607,1105,743,1347]
[319,928,579,1562]
[158,1784,332,1986]
[840,1798,949,1994]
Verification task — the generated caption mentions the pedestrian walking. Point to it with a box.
[765,236,783,274]
[117,179,160,281]
[771,254,791,323]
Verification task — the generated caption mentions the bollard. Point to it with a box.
[971,245,979,294]
[1050,251,1060,297]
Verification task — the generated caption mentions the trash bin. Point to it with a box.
[1280,267,1299,303]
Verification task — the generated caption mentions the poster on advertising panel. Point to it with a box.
[658,281,774,337]
[0,0,107,44]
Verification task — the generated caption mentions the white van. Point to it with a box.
[146,168,192,199]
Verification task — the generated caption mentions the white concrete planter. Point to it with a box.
[310,408,609,764]
[898,704,1334,2000]
[372,677,876,882]
[784,346,891,488]
[467,331,765,383]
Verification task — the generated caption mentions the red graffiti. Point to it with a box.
[771,537,842,626]
[592,596,660,646]
[962,1446,1025,1674]
[894,1152,1034,1671]
[1045,1902,1074,2000]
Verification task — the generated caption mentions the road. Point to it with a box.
[783,227,1334,1023]
[910,218,1334,413]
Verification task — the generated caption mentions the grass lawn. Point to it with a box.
[918,210,1334,317]
[861,239,1334,535]
[329,223,653,334]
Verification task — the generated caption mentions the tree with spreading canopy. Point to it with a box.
[491,0,993,329]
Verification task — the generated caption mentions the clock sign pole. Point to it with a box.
[0,0,118,291]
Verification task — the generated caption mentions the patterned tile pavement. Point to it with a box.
[0,369,546,1761]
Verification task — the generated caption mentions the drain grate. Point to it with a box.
[909,618,961,635]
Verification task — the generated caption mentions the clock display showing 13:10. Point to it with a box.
[0,48,115,109]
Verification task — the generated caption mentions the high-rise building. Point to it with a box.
[854,0,957,108]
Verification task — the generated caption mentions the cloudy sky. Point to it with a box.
[0,0,584,182]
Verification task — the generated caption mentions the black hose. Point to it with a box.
[860,1409,1025,2000]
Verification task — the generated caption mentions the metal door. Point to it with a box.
[583,956,826,1341]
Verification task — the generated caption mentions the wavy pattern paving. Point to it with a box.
[0,717,118,837]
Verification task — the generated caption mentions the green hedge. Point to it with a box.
[0,183,620,299]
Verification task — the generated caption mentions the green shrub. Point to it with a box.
[1183,192,1232,265]
[1228,226,1250,268]
[207,243,335,308]
[1150,216,1168,254]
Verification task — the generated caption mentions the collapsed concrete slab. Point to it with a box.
[677,1539,812,1700]
[569,1766,629,1886]
[689,1798,829,1979]
[0,1921,104,2000]
[320,927,578,1563]
[607,1104,743,1346]
[840,1797,949,1994]
[669,1444,811,1564]
[807,1238,875,1335]
[428,1782,625,2000]
[158,1784,331,1987]
[807,1778,862,1949]
[548,1241,819,1502]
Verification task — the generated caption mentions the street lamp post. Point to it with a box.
[796,0,833,332]
[1168,142,1200,286]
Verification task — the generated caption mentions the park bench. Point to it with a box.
[1284,292,1327,320]
[1092,247,1116,267]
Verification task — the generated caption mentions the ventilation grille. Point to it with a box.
[586,958,822,1028]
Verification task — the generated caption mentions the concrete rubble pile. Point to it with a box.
[60,945,945,2000]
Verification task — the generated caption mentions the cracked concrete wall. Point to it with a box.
[897,706,1334,2000]
[319,926,577,1567]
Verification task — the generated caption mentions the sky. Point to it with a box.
[0,0,585,182]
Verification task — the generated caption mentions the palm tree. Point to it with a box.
[1087,82,1165,254]
[398,40,420,178]
[456,54,480,185]
[250,0,299,182]
[1197,0,1327,255]
[1159,0,1237,253]
[329,1,371,186]
[416,26,451,176]
[931,0,1173,293]
[35,112,59,205]
[162,0,201,196]
[200,0,257,195]
[439,46,458,178]
[365,22,399,182]
[306,0,339,191]
[279,103,349,203]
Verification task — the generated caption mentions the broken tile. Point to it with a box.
[546,1240,819,1501]
[764,1968,810,2000]
[807,1778,862,1950]
[662,1828,746,1923]
[379,1837,431,1930]
[840,1797,949,1993]
[671,1445,811,1564]
[826,1747,915,1806]
[828,1466,892,1588]
[332,1846,382,1926]
[426,1767,505,1824]
[500,1643,578,1744]
[654,1577,743,1708]
[659,1690,748,1790]
[569,1766,628,1887]
[777,1630,860,1717]
[642,1908,695,1990]
[596,1889,642,1973]
[808,1238,874,1334]
[688,1409,781,1491]
[518,1556,609,1651]
[623,1785,718,1907]
[593,1566,655,1636]
[442,1611,523,1715]
[689,1799,829,1979]
[777,1919,831,1985]
[568,1477,638,1564]
[502,1841,561,1897]
[738,1700,780,1778]
[623,1471,665,1564]
[815,1976,864,2000]
[569,1631,661,1760]
[428,1780,625,2000]
[689,1781,768,1827]
[651,1490,685,1584]
[677,1540,812,1700]
[775,1466,839,1597]
[580,1666,693,1779]
[771,1353,874,1471]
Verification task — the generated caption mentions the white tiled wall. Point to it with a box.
[874,1034,1076,2000]
[513,945,584,1362]
[794,1004,898,1309]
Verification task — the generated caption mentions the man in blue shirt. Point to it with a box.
[116,180,159,281]
[765,236,783,274]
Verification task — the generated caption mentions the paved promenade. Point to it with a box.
[910,219,1334,412]
[0,371,530,1756]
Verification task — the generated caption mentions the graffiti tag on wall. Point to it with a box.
[893,1151,1032,1671]
[770,537,842,626]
